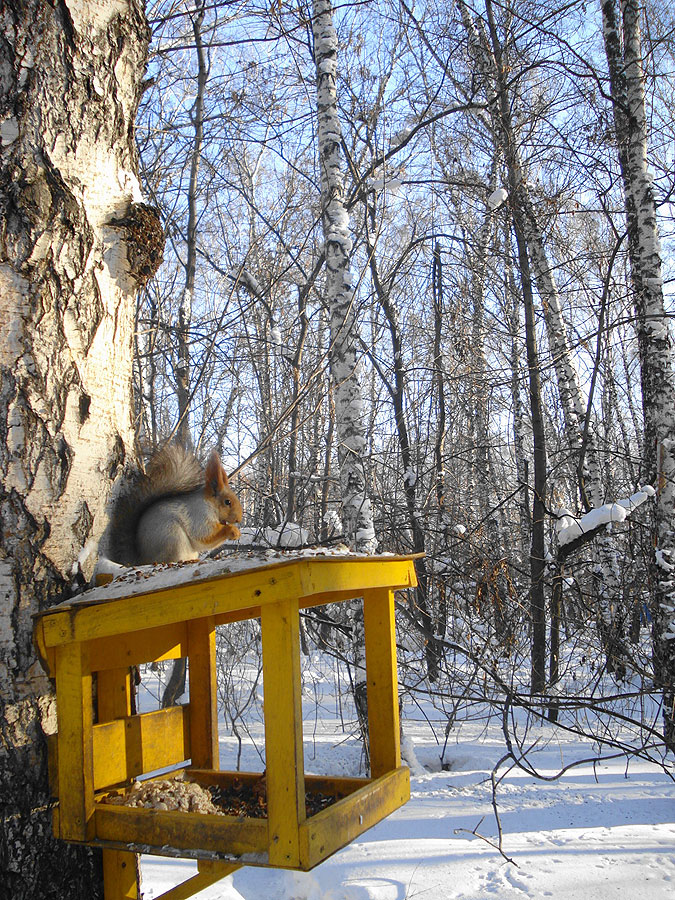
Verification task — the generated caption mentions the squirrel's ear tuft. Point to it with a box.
[205,450,226,493]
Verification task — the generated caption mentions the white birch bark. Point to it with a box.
[312,0,376,553]
[601,0,675,740]
[0,1,148,893]
[470,200,495,525]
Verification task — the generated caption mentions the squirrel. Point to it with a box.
[106,444,243,566]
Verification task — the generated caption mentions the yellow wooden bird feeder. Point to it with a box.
[33,554,418,900]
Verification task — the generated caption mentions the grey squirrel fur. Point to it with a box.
[106,444,242,566]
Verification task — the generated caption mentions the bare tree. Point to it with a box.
[602,0,675,745]
[312,0,376,553]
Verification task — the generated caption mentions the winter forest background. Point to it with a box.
[1,1,674,896]
[131,0,675,770]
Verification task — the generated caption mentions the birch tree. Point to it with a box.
[0,2,151,896]
[312,0,376,554]
[601,0,675,745]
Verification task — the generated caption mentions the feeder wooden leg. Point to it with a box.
[187,616,219,769]
[97,669,140,900]
[261,598,305,867]
[363,588,401,778]
[149,861,241,900]
[54,642,94,841]
[103,849,139,900]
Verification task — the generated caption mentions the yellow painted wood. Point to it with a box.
[94,804,268,858]
[300,767,410,870]
[213,606,261,628]
[97,668,132,722]
[38,557,419,872]
[88,622,187,671]
[363,589,401,778]
[49,707,190,793]
[197,860,241,876]
[103,849,139,900]
[37,557,419,649]
[187,617,219,770]
[33,617,55,676]
[188,768,370,801]
[92,706,190,790]
[298,558,418,603]
[261,598,305,868]
[40,565,302,647]
[55,642,94,840]
[148,861,241,900]
[99,671,141,900]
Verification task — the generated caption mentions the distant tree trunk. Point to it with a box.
[162,3,208,709]
[312,0,376,554]
[431,241,449,637]
[312,0,377,761]
[0,2,149,897]
[287,287,309,523]
[504,247,530,561]
[602,0,675,745]
[468,169,498,526]
[367,224,439,680]
[511,217,548,695]
[466,0,624,678]
[432,241,448,521]
[459,0,547,692]
[175,0,207,451]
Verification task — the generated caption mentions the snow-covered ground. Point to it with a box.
[137,651,675,900]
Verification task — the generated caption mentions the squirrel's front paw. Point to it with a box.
[225,524,241,541]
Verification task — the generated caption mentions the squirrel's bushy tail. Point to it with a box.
[106,444,205,566]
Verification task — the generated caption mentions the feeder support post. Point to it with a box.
[261,597,306,867]
[363,588,401,778]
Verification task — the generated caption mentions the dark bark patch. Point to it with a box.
[72,500,93,545]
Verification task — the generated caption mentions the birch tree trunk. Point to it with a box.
[0,2,149,895]
[312,0,377,761]
[312,0,376,554]
[601,0,675,745]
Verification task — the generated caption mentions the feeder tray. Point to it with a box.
[34,554,418,899]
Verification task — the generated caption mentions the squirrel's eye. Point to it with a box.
[224,498,231,505]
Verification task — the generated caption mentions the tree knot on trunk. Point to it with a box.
[108,202,165,286]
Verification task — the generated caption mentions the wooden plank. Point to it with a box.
[300,767,410,870]
[97,668,132,722]
[261,598,305,868]
[88,622,187,671]
[213,606,261,627]
[151,861,241,900]
[38,557,420,648]
[94,804,268,857]
[33,617,55,676]
[92,706,190,790]
[189,769,369,801]
[97,661,135,900]
[187,617,219,770]
[363,589,401,778]
[55,642,94,840]
[48,708,190,794]
[39,565,302,647]
[298,558,417,603]
[103,849,139,900]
